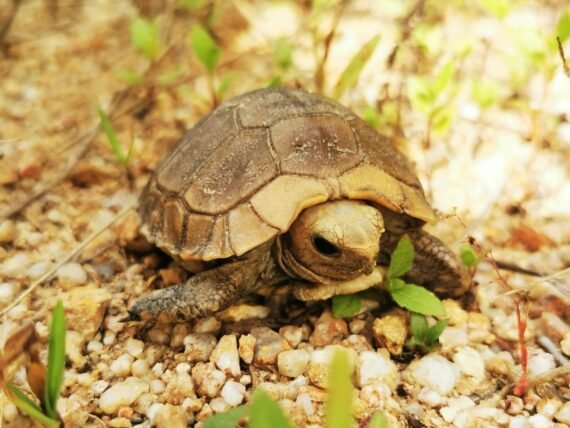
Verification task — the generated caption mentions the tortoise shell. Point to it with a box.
[138,88,435,261]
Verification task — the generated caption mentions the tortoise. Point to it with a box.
[131,88,468,321]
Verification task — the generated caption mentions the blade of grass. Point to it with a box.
[6,384,59,428]
[249,389,294,428]
[325,349,354,428]
[44,300,66,420]
[97,106,128,166]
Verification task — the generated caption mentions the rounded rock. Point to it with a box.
[277,349,310,378]
[408,354,459,396]
[220,380,246,406]
[57,263,88,289]
[99,377,149,414]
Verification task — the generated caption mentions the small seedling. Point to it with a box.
[332,235,447,318]
[4,301,66,427]
[97,106,130,167]
[129,17,162,61]
[406,312,448,353]
[190,24,223,106]
[325,349,354,428]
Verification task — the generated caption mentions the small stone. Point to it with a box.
[537,398,562,418]
[184,333,217,362]
[0,283,18,306]
[554,401,570,424]
[509,415,528,428]
[296,393,314,416]
[28,262,51,279]
[170,323,192,348]
[108,417,131,427]
[349,318,367,335]
[278,349,310,378]
[418,387,442,407]
[453,347,485,380]
[99,377,149,413]
[443,299,468,325]
[279,325,305,348]
[62,285,112,339]
[505,395,524,415]
[238,334,256,364]
[407,354,459,396]
[0,220,17,243]
[307,345,357,388]
[191,362,226,398]
[150,379,166,394]
[309,309,348,347]
[251,327,291,367]
[147,325,171,345]
[90,380,109,396]
[65,330,86,367]
[176,363,191,374]
[182,397,203,412]
[561,334,570,356]
[221,380,246,406]
[360,382,391,408]
[131,359,150,378]
[439,325,469,349]
[210,397,230,413]
[440,396,475,423]
[527,414,554,428]
[57,263,88,289]
[357,350,398,390]
[155,404,189,427]
[165,372,195,405]
[126,338,145,358]
[219,304,270,321]
[110,354,134,377]
[194,316,221,334]
[211,335,241,377]
[146,403,165,425]
[372,311,407,355]
[342,334,373,352]
[2,253,30,277]
[527,352,555,376]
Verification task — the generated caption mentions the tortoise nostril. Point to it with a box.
[312,235,341,257]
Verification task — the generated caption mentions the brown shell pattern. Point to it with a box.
[138,88,436,261]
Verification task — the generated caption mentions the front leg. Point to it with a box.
[129,241,275,322]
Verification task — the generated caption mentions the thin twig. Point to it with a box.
[497,363,570,398]
[557,37,570,77]
[0,204,135,318]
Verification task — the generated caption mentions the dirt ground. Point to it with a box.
[0,0,569,427]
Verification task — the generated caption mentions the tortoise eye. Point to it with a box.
[312,235,341,257]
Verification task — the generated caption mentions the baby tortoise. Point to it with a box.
[131,88,468,322]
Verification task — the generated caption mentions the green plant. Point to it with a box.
[269,37,294,87]
[6,301,66,427]
[130,17,162,60]
[332,235,447,318]
[97,106,131,167]
[190,24,224,106]
[406,312,448,353]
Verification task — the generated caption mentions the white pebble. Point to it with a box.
[110,354,134,377]
[555,401,570,424]
[0,220,17,243]
[103,331,116,346]
[131,359,150,378]
[28,261,51,279]
[99,377,149,413]
[210,397,230,413]
[150,379,166,394]
[439,326,469,349]
[527,352,555,376]
[2,401,18,422]
[57,263,88,288]
[453,347,485,380]
[175,363,191,374]
[146,403,165,425]
[296,393,314,416]
[210,335,241,377]
[418,387,442,407]
[126,338,145,358]
[509,415,528,428]
[409,355,459,395]
[357,351,398,390]
[152,362,164,377]
[1,253,29,277]
[221,380,246,406]
[440,396,475,423]
[90,380,109,396]
[528,414,554,428]
[0,283,17,305]
[277,349,310,378]
[87,340,104,353]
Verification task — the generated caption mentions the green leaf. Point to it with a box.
[7,384,59,428]
[116,68,143,86]
[44,300,66,420]
[430,106,453,134]
[407,76,435,114]
[274,37,293,71]
[268,76,283,88]
[98,107,128,166]
[387,235,414,279]
[558,8,570,42]
[129,18,161,60]
[460,244,478,267]
[432,61,454,96]
[369,411,390,428]
[362,106,379,128]
[332,35,381,99]
[203,405,246,428]
[331,294,361,318]
[216,74,234,98]
[471,79,498,109]
[478,0,513,18]
[191,25,221,73]
[409,312,428,342]
[389,279,446,317]
[180,0,206,9]
[249,389,294,428]
[425,319,449,344]
[325,349,354,428]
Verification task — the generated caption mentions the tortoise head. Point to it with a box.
[280,200,384,283]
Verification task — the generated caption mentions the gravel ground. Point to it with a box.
[0,1,569,427]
